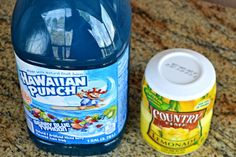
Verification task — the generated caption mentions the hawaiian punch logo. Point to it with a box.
[19,71,88,97]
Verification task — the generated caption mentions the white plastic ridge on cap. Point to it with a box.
[145,48,216,101]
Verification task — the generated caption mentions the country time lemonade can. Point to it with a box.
[140,49,216,155]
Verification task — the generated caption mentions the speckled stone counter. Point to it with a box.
[0,0,235,156]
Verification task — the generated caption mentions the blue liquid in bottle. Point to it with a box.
[11,0,131,156]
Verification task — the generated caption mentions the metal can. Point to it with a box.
[140,48,216,155]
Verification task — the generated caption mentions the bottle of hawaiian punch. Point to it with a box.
[11,0,131,155]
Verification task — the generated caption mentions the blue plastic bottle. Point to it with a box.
[11,0,131,156]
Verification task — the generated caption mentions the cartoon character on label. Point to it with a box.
[77,88,107,110]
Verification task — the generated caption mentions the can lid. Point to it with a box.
[145,48,216,101]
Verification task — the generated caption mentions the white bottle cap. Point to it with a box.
[145,48,216,101]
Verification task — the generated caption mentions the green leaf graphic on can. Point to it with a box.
[160,102,171,110]
[169,100,180,112]
[144,87,162,110]
[144,87,172,111]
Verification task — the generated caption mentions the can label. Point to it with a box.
[16,47,129,144]
[141,79,216,155]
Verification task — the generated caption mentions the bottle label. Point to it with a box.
[141,79,216,155]
[16,47,129,144]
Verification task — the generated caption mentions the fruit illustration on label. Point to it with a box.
[103,106,117,118]
[148,96,203,140]
[148,107,205,144]
[24,101,117,132]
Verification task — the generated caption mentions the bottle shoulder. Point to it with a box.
[12,0,131,69]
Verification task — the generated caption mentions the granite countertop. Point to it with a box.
[0,0,235,156]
